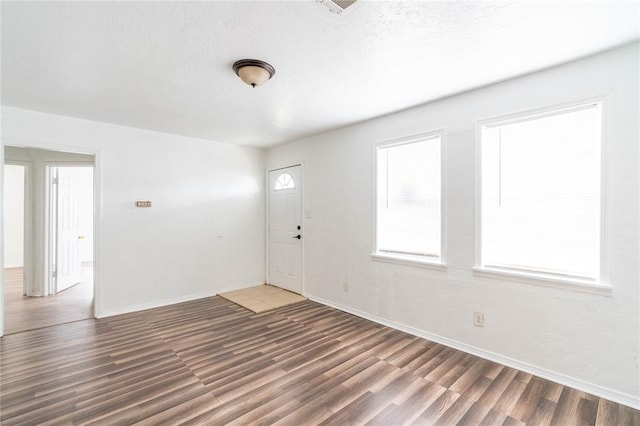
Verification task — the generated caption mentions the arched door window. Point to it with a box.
[274,173,295,191]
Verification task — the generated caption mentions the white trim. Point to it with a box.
[474,97,608,285]
[1,138,102,320]
[474,118,483,274]
[0,149,4,336]
[598,95,611,290]
[476,96,606,130]
[267,164,302,173]
[300,163,305,295]
[371,142,378,263]
[96,281,265,318]
[306,294,639,410]
[473,267,613,296]
[371,253,446,271]
[4,161,33,297]
[44,165,56,295]
[2,136,99,158]
[92,150,103,318]
[482,101,601,129]
[264,169,270,288]
[440,129,448,265]
[372,130,446,264]
[375,132,442,150]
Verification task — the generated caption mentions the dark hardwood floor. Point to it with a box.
[1,296,638,425]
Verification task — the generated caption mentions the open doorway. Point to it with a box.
[3,147,95,334]
[46,166,94,296]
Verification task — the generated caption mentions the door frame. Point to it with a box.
[44,162,94,296]
[0,139,101,337]
[266,163,304,294]
[3,160,32,296]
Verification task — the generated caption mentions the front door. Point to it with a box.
[268,165,302,294]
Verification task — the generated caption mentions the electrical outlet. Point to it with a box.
[342,282,349,292]
[473,312,485,327]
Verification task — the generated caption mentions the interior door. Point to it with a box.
[268,165,302,294]
[54,167,83,292]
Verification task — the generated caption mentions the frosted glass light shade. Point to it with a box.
[237,66,270,87]
[233,59,275,88]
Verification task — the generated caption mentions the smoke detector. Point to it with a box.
[316,0,359,15]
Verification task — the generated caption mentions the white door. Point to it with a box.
[53,167,83,292]
[268,166,303,294]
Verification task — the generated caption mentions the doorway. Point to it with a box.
[46,166,94,296]
[267,165,303,294]
[3,147,95,334]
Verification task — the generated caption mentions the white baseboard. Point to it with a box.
[95,281,265,318]
[306,294,640,410]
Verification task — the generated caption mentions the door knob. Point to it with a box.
[292,234,301,239]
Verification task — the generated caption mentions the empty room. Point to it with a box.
[1,1,638,425]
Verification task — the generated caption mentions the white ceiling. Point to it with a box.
[2,1,638,148]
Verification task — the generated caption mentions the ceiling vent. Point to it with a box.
[317,0,359,15]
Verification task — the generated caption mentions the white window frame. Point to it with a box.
[371,131,447,270]
[473,97,611,295]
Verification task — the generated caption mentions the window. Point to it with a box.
[479,102,602,283]
[274,173,295,191]
[375,133,442,263]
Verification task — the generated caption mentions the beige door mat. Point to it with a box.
[219,285,307,314]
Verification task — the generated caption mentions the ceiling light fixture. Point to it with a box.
[232,59,275,88]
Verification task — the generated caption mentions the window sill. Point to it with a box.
[472,267,612,296]
[371,253,446,271]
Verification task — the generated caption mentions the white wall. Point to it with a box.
[1,109,266,319]
[266,43,639,407]
[3,165,24,268]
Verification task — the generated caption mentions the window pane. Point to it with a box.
[274,173,295,191]
[481,104,601,279]
[377,136,441,257]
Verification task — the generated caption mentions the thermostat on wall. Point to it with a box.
[136,201,152,207]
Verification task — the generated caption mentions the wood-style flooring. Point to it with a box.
[1,296,638,425]
[3,266,94,334]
